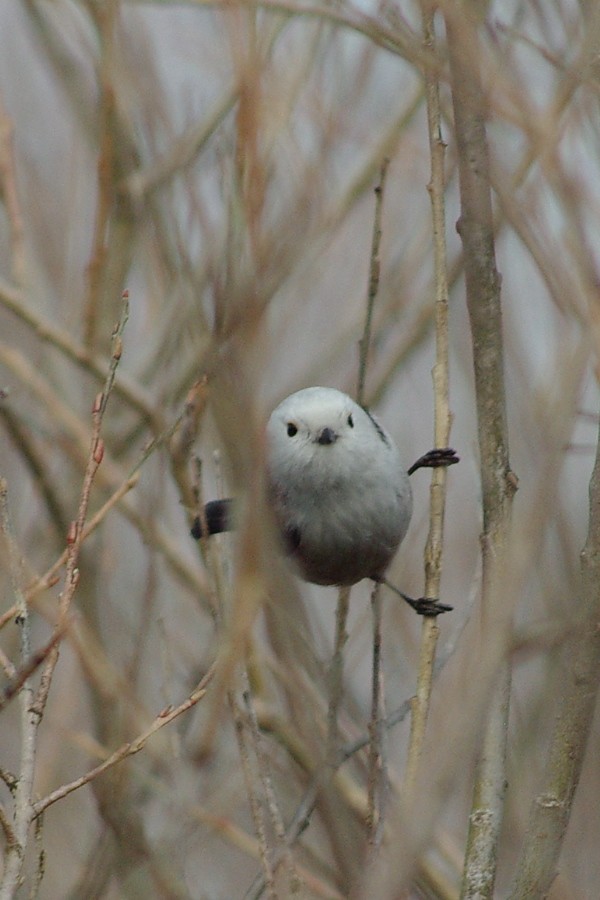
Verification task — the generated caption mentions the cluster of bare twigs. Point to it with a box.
[0,296,215,896]
[1,1,600,898]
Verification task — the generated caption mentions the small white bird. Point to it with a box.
[192,387,457,615]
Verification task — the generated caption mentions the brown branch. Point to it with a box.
[357,158,389,407]
[0,401,70,537]
[366,581,386,852]
[32,669,214,818]
[33,296,129,717]
[326,586,351,763]
[0,294,130,896]
[0,479,40,896]
[404,0,452,800]
[0,804,17,850]
[169,377,211,518]
[444,6,516,897]
[0,338,209,611]
[0,473,139,633]
[124,86,239,202]
[28,474,138,604]
[0,92,26,284]
[233,689,277,899]
[83,1,119,350]
[509,413,600,896]
[241,673,299,892]
[218,0,434,70]
[0,277,163,432]
[0,628,66,713]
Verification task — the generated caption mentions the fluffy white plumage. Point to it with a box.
[266,387,413,586]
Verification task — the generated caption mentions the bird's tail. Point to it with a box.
[191,498,235,538]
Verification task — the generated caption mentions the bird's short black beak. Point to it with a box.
[316,427,337,445]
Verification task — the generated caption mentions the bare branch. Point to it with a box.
[404,0,452,800]
[509,415,600,897]
[32,670,213,818]
[444,7,516,897]
[357,158,389,407]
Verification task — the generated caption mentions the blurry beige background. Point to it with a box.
[1,1,599,898]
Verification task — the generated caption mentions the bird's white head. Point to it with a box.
[266,386,395,486]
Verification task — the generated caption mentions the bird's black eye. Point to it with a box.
[347,414,354,428]
[286,422,298,437]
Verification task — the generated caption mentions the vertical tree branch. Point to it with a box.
[33,295,129,718]
[444,7,516,897]
[404,0,452,796]
[356,161,390,861]
[0,93,26,284]
[366,581,386,851]
[327,586,351,763]
[357,159,389,408]
[84,0,119,350]
[508,414,600,897]
[233,691,277,900]
[241,671,300,894]
[0,482,37,900]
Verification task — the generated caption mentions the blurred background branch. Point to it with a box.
[509,406,600,896]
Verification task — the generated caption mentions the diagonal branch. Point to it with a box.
[32,669,213,818]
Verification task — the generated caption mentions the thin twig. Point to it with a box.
[0,401,70,537]
[241,675,301,894]
[247,586,478,900]
[366,581,386,852]
[326,586,351,763]
[0,92,26,284]
[32,670,213,818]
[234,691,277,899]
[356,158,390,865]
[0,628,66,713]
[216,0,435,70]
[357,158,389,407]
[0,277,162,431]
[0,295,129,897]
[0,473,139,634]
[404,0,452,797]
[0,383,211,628]
[27,475,139,604]
[83,2,119,350]
[124,87,239,202]
[33,294,130,718]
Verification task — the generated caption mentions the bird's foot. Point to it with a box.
[375,577,453,617]
[407,447,459,476]
[403,595,453,617]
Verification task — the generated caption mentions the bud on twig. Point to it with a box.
[66,521,78,545]
[93,392,104,415]
[93,438,105,465]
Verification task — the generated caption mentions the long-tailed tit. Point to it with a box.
[192,387,458,616]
